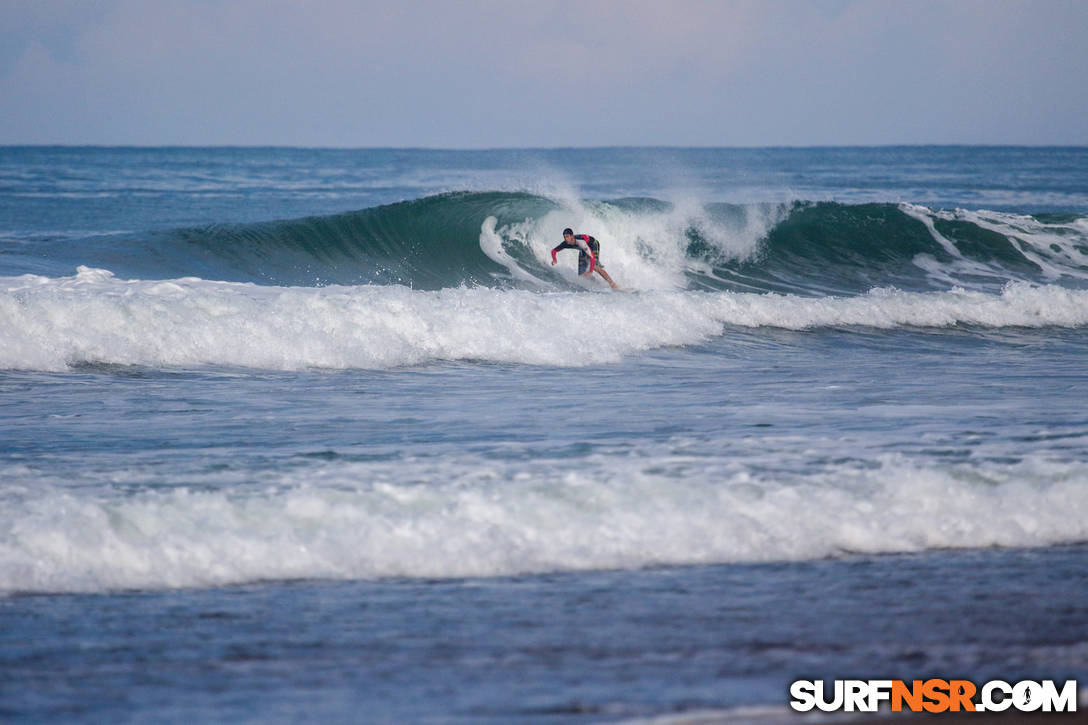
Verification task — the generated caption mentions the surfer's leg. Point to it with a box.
[595,266,619,289]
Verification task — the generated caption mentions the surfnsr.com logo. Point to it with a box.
[789,679,1078,713]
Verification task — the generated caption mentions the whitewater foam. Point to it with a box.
[2,453,1086,593]
[2,267,1087,372]
[494,196,783,291]
[903,204,1088,287]
[954,208,1088,281]
[478,215,547,286]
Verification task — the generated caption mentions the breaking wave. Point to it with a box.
[15,192,1088,294]
[3,191,1087,372]
[3,453,1086,593]
[2,267,1087,372]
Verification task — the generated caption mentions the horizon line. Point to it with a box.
[2,143,1086,152]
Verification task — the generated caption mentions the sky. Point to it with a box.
[1,0,1086,147]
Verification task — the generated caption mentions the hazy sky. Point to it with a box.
[2,0,1085,147]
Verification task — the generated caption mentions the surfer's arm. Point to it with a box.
[550,243,567,265]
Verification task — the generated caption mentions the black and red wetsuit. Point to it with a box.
[551,234,602,275]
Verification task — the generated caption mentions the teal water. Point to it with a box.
[1,147,1086,722]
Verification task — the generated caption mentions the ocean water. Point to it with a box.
[1,146,1087,722]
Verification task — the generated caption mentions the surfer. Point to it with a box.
[551,228,620,289]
